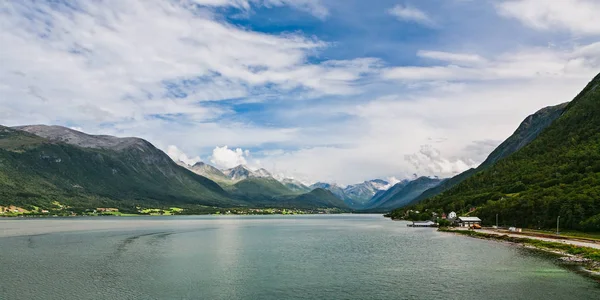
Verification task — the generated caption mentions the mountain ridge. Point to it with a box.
[0,125,236,209]
[0,125,351,211]
[390,73,600,231]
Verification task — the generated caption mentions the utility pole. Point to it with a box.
[556,216,560,235]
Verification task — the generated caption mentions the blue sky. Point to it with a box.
[1,0,599,185]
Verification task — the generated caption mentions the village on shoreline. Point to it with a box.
[0,204,346,217]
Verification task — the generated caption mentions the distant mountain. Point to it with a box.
[281,178,312,193]
[343,179,391,208]
[223,165,255,181]
[365,179,411,208]
[224,177,299,206]
[229,177,292,196]
[309,182,347,200]
[408,102,569,206]
[276,188,348,209]
[371,189,387,202]
[176,163,341,208]
[219,165,306,205]
[390,73,600,231]
[183,161,230,184]
[0,125,237,209]
[15,125,150,151]
[0,125,352,211]
[409,169,477,207]
[364,177,441,210]
[309,179,395,209]
[253,168,272,178]
[221,165,274,182]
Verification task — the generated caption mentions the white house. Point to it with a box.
[457,216,482,228]
[448,211,457,219]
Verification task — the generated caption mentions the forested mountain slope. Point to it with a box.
[390,73,600,231]
[0,126,236,210]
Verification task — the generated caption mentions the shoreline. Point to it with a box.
[0,212,351,218]
[439,227,600,281]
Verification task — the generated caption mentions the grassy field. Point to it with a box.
[139,207,184,215]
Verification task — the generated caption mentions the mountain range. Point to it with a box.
[0,122,447,212]
[0,125,348,210]
[177,162,332,205]
[5,73,597,223]
[0,125,235,210]
[177,162,404,209]
[309,179,410,209]
[389,72,600,231]
[178,160,446,210]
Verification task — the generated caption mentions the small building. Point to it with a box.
[441,213,447,219]
[448,211,457,219]
[456,216,482,228]
[408,220,436,227]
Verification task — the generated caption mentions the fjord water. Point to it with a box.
[0,215,598,300]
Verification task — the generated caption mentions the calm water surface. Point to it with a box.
[1,215,598,299]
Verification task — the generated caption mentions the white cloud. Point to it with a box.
[2,0,599,187]
[191,0,251,10]
[384,177,402,188]
[496,0,600,35]
[261,0,329,19]
[166,145,202,165]
[0,0,374,129]
[388,4,435,26]
[191,0,329,19]
[404,145,473,175]
[0,0,381,167]
[417,50,486,66]
[252,42,599,185]
[210,146,251,169]
[383,43,600,82]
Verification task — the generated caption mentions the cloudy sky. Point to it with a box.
[1,0,599,185]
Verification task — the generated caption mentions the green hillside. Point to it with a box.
[276,188,349,209]
[389,73,600,231]
[226,177,298,202]
[0,126,360,211]
[0,126,238,210]
[281,179,312,194]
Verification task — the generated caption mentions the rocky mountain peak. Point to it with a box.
[223,164,254,181]
[14,125,149,151]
